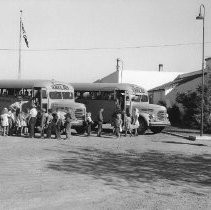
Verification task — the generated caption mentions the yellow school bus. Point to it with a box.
[72,83,170,134]
[0,80,85,132]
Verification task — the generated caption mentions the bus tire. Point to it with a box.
[138,118,147,135]
[75,127,85,134]
[150,126,164,134]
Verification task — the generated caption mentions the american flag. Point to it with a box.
[21,21,29,48]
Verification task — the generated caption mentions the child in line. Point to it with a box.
[64,108,75,140]
[8,108,15,136]
[125,113,133,137]
[114,113,122,138]
[85,112,93,136]
[1,108,9,136]
[19,111,28,136]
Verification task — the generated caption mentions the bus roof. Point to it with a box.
[71,83,147,94]
[0,79,74,90]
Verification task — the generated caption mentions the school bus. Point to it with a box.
[0,80,86,132]
[72,83,170,134]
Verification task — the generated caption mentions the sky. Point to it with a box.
[0,0,211,83]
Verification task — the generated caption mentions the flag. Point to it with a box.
[21,21,29,48]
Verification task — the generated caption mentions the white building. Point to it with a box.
[148,57,211,108]
[95,69,180,91]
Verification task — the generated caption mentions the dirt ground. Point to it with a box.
[0,131,211,210]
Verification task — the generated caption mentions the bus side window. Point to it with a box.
[24,89,29,96]
[42,89,47,99]
[7,88,14,96]
[96,91,102,100]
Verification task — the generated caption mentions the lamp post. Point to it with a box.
[196,4,205,136]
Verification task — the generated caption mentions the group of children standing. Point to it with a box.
[83,107,140,138]
[0,107,29,137]
[1,102,140,138]
[113,108,140,138]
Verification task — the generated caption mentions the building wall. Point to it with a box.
[121,70,180,90]
[95,70,180,90]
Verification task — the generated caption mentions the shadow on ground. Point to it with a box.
[47,147,211,188]
[162,141,207,147]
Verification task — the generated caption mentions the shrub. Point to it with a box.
[175,85,211,133]
[167,105,181,126]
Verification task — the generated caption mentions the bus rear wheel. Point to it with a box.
[137,118,147,135]
[150,126,164,134]
[75,127,85,134]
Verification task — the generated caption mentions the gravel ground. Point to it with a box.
[0,131,210,210]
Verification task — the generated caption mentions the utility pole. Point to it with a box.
[116,58,120,71]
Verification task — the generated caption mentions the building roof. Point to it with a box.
[95,70,180,90]
[148,69,205,92]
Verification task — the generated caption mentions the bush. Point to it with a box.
[175,85,211,133]
[167,105,181,126]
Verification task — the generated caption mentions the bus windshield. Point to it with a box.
[141,95,148,102]
[49,91,62,99]
[49,91,74,99]
[131,94,148,102]
[62,92,74,99]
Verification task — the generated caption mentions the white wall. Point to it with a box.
[121,70,180,90]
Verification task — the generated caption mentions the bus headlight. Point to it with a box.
[149,113,156,120]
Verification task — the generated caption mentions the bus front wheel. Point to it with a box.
[150,126,164,134]
[75,127,85,134]
[138,118,147,135]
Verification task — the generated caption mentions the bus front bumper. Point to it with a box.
[71,120,84,127]
[149,120,170,127]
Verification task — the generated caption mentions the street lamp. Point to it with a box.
[196,4,205,136]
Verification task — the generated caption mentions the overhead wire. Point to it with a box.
[0,41,211,51]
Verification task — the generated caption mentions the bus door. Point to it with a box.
[41,88,48,110]
[116,90,125,111]
[33,88,42,109]
[125,92,132,116]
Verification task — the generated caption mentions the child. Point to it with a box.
[46,109,53,139]
[64,108,75,140]
[16,112,22,136]
[1,108,9,136]
[85,112,93,136]
[19,111,28,136]
[125,113,133,137]
[114,113,122,138]
[40,108,48,139]
[97,108,104,137]
[8,108,15,136]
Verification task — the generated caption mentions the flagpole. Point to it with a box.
[18,10,22,80]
